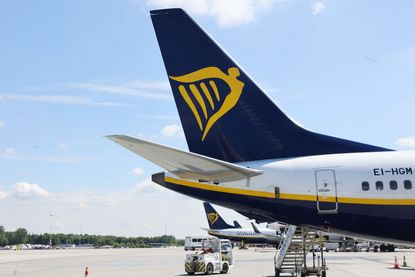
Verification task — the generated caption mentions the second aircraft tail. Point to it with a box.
[203,202,237,230]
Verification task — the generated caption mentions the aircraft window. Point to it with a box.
[361,181,369,191]
[404,180,412,190]
[390,180,398,190]
[375,181,383,191]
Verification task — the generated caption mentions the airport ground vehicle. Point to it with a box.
[184,236,209,251]
[369,242,395,252]
[185,238,234,275]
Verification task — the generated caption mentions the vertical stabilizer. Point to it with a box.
[151,8,390,162]
[203,202,236,230]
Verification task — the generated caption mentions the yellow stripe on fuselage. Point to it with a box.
[165,176,275,198]
[164,176,415,206]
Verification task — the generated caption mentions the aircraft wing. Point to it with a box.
[107,135,263,182]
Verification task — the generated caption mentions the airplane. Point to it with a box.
[202,202,283,245]
[107,8,415,246]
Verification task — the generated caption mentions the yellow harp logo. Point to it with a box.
[169,67,244,141]
[207,212,219,226]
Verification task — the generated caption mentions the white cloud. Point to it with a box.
[0,190,8,200]
[1,94,89,104]
[78,202,89,209]
[311,1,326,15]
[57,141,69,150]
[146,0,282,27]
[132,114,177,120]
[129,167,144,176]
[11,182,50,200]
[396,137,415,149]
[0,93,123,107]
[160,124,184,138]
[126,80,170,91]
[66,82,171,100]
[401,47,415,59]
[0,153,96,164]
[0,185,248,238]
[133,178,164,194]
[0,120,4,128]
[4,147,17,157]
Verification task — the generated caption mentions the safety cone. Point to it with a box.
[394,256,400,269]
[84,266,89,277]
[403,256,408,267]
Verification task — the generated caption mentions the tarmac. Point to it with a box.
[1,247,415,276]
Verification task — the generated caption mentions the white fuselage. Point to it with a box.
[233,151,415,204]
[207,227,281,243]
[164,151,415,244]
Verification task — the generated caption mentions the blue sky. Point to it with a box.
[1,0,415,238]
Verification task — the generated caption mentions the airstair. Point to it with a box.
[274,226,327,277]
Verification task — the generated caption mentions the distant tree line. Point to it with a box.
[0,226,184,248]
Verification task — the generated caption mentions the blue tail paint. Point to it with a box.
[150,8,391,162]
[203,202,236,230]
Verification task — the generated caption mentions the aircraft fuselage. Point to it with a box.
[153,150,415,245]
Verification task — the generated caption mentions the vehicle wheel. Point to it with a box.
[206,263,214,275]
[220,263,229,274]
[387,244,395,252]
[379,244,386,252]
[275,268,280,276]
[187,272,195,275]
[301,267,307,277]
[321,270,326,277]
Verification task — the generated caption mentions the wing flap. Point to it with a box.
[106,135,263,182]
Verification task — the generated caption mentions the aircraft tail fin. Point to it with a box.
[203,202,236,230]
[150,8,390,162]
[233,221,242,228]
[251,222,261,234]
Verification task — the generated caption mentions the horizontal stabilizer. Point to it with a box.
[106,135,263,182]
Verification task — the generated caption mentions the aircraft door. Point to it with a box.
[315,170,338,214]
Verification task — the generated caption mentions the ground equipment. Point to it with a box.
[185,238,234,275]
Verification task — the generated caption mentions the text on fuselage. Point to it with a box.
[373,167,413,176]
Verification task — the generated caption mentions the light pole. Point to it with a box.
[49,214,53,248]
[165,224,167,247]
[79,225,82,247]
